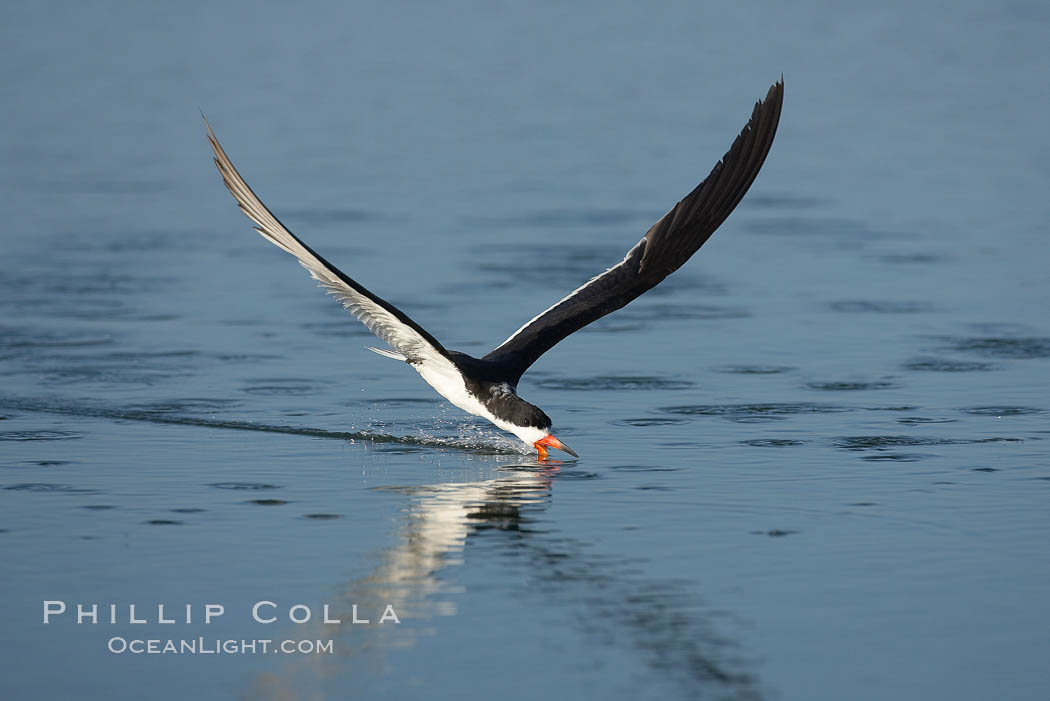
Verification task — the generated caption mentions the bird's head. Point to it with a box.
[533,433,578,460]
[494,392,578,460]
[510,423,578,460]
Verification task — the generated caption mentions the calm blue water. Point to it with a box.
[2,2,1049,700]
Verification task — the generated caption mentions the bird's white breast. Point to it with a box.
[413,364,546,444]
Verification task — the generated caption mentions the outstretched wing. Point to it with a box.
[205,119,455,370]
[484,79,784,381]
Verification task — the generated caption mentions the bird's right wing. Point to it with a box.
[483,80,784,381]
[205,119,456,372]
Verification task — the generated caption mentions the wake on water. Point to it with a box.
[0,396,531,456]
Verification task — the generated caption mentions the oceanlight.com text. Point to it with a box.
[107,637,334,655]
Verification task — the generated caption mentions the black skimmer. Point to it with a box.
[206,79,783,460]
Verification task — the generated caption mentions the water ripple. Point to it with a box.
[4,483,95,493]
[127,398,243,414]
[875,252,945,264]
[745,215,898,239]
[833,435,1022,450]
[371,397,441,406]
[902,357,995,372]
[0,327,114,351]
[740,438,807,447]
[608,464,680,472]
[711,364,794,375]
[662,403,850,423]
[535,376,694,391]
[806,380,898,391]
[828,300,933,313]
[612,418,690,427]
[242,379,320,396]
[940,336,1050,359]
[5,460,75,469]
[0,430,83,442]
[616,303,750,321]
[961,406,1043,416]
[210,482,280,490]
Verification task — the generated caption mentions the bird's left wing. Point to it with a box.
[205,119,456,371]
[483,79,784,381]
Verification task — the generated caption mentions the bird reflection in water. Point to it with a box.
[247,463,759,699]
[348,463,558,623]
[245,464,555,697]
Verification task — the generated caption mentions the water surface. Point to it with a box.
[1,2,1048,700]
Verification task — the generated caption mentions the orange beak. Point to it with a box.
[533,434,579,460]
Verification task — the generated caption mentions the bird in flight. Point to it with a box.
[206,79,783,460]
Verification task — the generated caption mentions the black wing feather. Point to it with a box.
[483,80,784,381]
